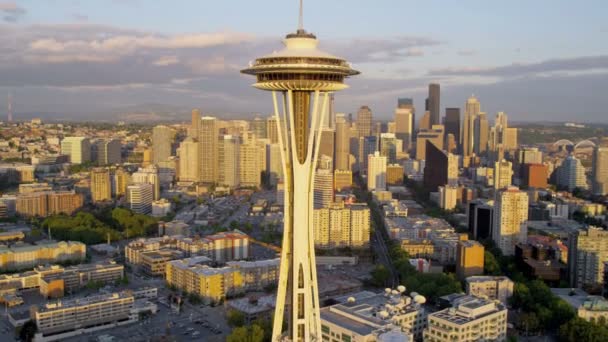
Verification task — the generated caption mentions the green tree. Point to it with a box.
[483,251,501,275]
[227,309,245,327]
[19,320,37,342]
[370,265,390,286]
[226,325,265,342]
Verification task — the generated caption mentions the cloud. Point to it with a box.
[71,13,89,22]
[429,55,608,78]
[457,49,476,56]
[152,55,179,66]
[0,1,25,22]
[327,36,441,63]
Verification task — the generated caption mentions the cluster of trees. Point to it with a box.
[510,280,575,333]
[387,244,462,304]
[226,310,273,342]
[41,207,157,244]
[559,317,608,341]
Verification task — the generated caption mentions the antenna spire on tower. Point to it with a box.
[298,0,304,31]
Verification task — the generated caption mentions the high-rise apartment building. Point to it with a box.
[218,135,240,188]
[367,151,386,191]
[462,95,480,157]
[152,125,175,164]
[356,105,372,138]
[456,240,485,280]
[61,137,91,165]
[568,226,608,288]
[94,139,121,165]
[313,202,370,249]
[190,109,200,138]
[199,116,218,184]
[494,160,513,190]
[438,185,459,210]
[468,199,494,240]
[90,168,111,202]
[266,143,283,186]
[126,184,154,214]
[313,169,333,209]
[493,187,528,256]
[177,137,200,182]
[428,83,440,126]
[250,117,267,139]
[592,143,608,195]
[113,168,130,197]
[266,116,279,144]
[556,155,588,191]
[398,97,416,132]
[239,133,265,188]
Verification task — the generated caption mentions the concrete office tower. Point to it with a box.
[190,109,200,138]
[398,97,416,132]
[313,169,333,209]
[90,168,111,202]
[113,168,130,197]
[267,116,279,144]
[334,113,350,171]
[419,111,431,131]
[380,133,397,164]
[218,135,240,188]
[240,4,360,338]
[239,133,265,188]
[468,199,494,240]
[95,139,121,165]
[356,105,373,138]
[474,112,489,155]
[493,187,528,256]
[462,95,480,157]
[489,111,508,152]
[321,93,335,128]
[556,155,588,191]
[132,166,160,200]
[360,135,378,173]
[334,169,352,191]
[505,127,518,151]
[415,125,444,160]
[592,142,608,195]
[444,108,460,152]
[313,202,370,249]
[367,151,387,191]
[177,137,200,182]
[199,116,218,184]
[387,164,404,185]
[152,125,175,164]
[494,160,513,190]
[394,107,414,152]
[126,184,154,214]
[423,141,458,191]
[428,83,440,126]
[61,137,91,165]
[568,226,608,288]
[319,128,335,163]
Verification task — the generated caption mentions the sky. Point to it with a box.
[1,0,608,122]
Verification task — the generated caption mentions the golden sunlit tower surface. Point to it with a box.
[241,1,359,341]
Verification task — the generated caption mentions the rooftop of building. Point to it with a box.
[0,240,85,254]
[430,295,505,325]
[37,291,134,313]
[465,276,513,284]
[228,294,276,314]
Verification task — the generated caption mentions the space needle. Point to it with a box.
[241,1,359,341]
